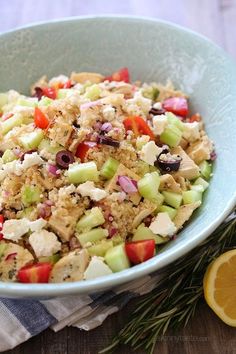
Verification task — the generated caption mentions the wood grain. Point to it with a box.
[0,1,236,353]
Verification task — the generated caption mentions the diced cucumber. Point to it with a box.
[194,177,209,191]
[199,160,212,180]
[16,97,37,107]
[17,206,35,219]
[105,243,131,272]
[160,124,182,147]
[138,172,161,203]
[38,97,53,107]
[111,235,124,246]
[149,165,160,173]
[0,93,8,111]
[18,129,44,149]
[77,228,108,247]
[38,138,63,154]
[0,243,7,260]
[133,224,168,244]
[166,112,184,131]
[76,207,105,232]
[182,190,202,204]
[100,157,119,179]
[57,89,71,99]
[190,184,204,193]
[1,114,23,135]
[21,185,42,206]
[85,84,101,101]
[142,86,159,100]
[38,254,60,264]
[87,240,113,257]
[68,162,99,184]
[162,191,183,209]
[2,149,17,163]
[158,205,177,220]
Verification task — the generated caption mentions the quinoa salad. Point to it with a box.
[0,67,215,283]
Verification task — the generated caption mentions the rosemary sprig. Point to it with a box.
[100,209,236,354]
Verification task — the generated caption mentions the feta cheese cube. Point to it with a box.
[152,114,168,135]
[139,141,162,166]
[153,102,162,110]
[102,105,116,121]
[84,256,112,280]
[29,218,47,232]
[2,218,30,241]
[29,229,61,258]
[149,212,177,236]
[136,135,150,150]
[21,152,44,170]
[77,181,108,201]
[182,122,200,142]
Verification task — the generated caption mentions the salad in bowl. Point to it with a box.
[0,67,214,283]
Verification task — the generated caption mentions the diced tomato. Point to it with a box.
[125,240,155,264]
[75,141,97,162]
[123,116,155,140]
[189,113,201,123]
[42,87,57,100]
[0,215,4,241]
[104,67,130,83]
[162,97,188,117]
[17,262,52,283]
[34,107,50,129]
[62,80,72,89]
[0,215,4,230]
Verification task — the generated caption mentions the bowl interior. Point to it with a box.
[0,16,236,297]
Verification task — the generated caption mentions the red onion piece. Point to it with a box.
[108,227,118,238]
[118,176,138,194]
[47,164,59,176]
[80,100,102,110]
[94,121,102,130]
[5,253,17,261]
[210,151,217,161]
[37,203,52,218]
[101,122,112,132]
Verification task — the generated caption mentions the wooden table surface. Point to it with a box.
[1,0,236,353]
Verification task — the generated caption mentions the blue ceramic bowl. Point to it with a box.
[0,16,235,298]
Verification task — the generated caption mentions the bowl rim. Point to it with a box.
[0,15,236,297]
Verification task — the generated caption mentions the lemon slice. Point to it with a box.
[203,249,236,327]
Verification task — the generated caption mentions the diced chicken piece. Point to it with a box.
[159,174,182,194]
[49,249,89,283]
[48,119,74,148]
[111,83,133,98]
[132,206,156,229]
[70,72,104,84]
[173,176,189,191]
[186,135,214,164]
[171,146,200,180]
[173,201,201,231]
[106,163,141,205]
[48,207,83,242]
[0,242,33,282]
[179,137,188,150]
